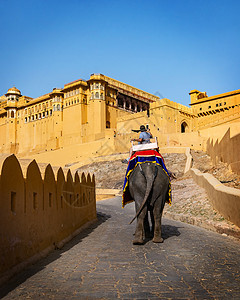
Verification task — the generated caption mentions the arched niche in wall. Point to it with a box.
[25,160,45,250]
[0,154,25,216]
[81,172,87,206]
[0,155,26,273]
[181,121,188,133]
[86,173,93,204]
[56,167,65,209]
[66,170,74,206]
[26,159,43,214]
[43,164,56,211]
[92,174,96,188]
[74,171,80,207]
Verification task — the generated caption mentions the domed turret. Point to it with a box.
[5,87,21,97]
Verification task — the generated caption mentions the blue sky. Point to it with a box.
[0,0,239,106]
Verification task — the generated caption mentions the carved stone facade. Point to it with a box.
[0,74,157,155]
[116,92,149,113]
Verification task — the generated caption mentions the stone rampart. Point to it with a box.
[206,125,240,175]
[0,155,96,282]
[190,168,240,228]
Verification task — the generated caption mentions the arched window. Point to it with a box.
[106,121,110,128]
[118,98,123,107]
[181,122,188,133]
[57,104,60,111]
[95,92,99,99]
[11,111,15,118]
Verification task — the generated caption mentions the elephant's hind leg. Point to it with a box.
[133,206,147,245]
[152,205,164,243]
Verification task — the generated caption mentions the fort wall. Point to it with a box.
[190,168,240,228]
[0,155,96,281]
[206,122,240,175]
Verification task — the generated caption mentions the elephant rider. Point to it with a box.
[122,125,153,163]
[122,125,176,179]
[131,125,152,144]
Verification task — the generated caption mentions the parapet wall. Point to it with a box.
[206,124,240,175]
[0,155,96,280]
[190,168,240,228]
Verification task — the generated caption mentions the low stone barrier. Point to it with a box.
[0,155,96,283]
[190,168,240,228]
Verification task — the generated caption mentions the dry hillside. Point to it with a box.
[76,151,240,190]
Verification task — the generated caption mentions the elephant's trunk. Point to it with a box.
[129,165,157,224]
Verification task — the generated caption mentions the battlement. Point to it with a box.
[0,154,96,279]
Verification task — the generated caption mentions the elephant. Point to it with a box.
[129,162,170,245]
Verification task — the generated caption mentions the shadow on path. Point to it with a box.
[162,224,182,240]
[0,212,111,299]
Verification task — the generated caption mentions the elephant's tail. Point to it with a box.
[129,165,158,225]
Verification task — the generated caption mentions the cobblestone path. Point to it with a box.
[1,197,240,299]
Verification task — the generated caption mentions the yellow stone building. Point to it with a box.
[0,73,240,159]
[0,74,157,155]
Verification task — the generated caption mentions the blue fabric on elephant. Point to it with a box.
[122,150,171,207]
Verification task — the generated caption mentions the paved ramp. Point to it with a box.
[1,197,240,299]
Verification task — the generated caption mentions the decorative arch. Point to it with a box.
[181,121,188,133]
[81,172,87,206]
[0,154,25,215]
[44,164,56,210]
[26,160,43,213]
[74,171,80,207]
[66,170,74,206]
[57,167,65,209]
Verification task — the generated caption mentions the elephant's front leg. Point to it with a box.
[152,206,163,243]
[133,206,147,245]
